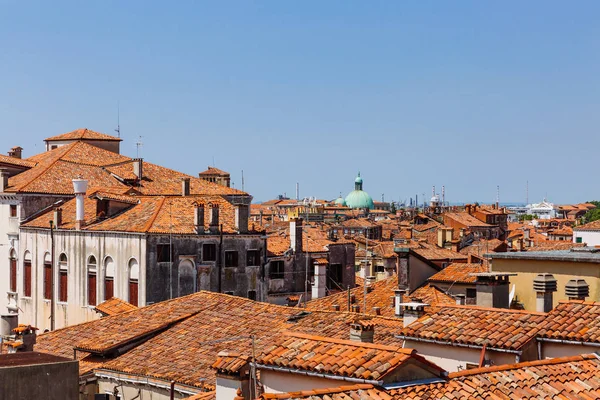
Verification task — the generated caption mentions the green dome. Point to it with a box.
[345,190,374,210]
[354,172,363,185]
[334,196,347,207]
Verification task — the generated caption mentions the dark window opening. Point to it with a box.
[225,251,238,267]
[203,243,216,262]
[327,263,343,290]
[576,237,583,244]
[466,288,477,298]
[375,264,385,273]
[157,244,171,263]
[248,290,257,301]
[247,250,260,266]
[44,262,52,300]
[225,291,234,295]
[269,260,285,279]
[10,205,17,217]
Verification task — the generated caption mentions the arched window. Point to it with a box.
[9,249,17,293]
[43,253,52,300]
[178,259,196,297]
[23,251,32,297]
[104,256,115,301]
[58,254,68,302]
[87,256,97,306]
[128,258,139,307]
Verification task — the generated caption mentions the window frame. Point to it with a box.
[246,249,260,267]
[269,260,285,280]
[202,243,217,262]
[224,250,238,268]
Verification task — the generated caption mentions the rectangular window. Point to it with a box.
[157,244,171,263]
[248,290,257,301]
[88,273,97,306]
[24,260,32,297]
[10,257,17,292]
[246,250,260,266]
[59,271,68,302]
[375,264,385,273]
[129,281,138,307]
[576,237,583,244]
[105,278,114,300]
[44,262,52,300]
[327,263,343,290]
[203,243,216,262]
[10,205,17,217]
[225,251,238,267]
[466,288,477,298]
[269,260,285,279]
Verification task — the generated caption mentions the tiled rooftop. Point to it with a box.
[199,166,229,176]
[444,213,492,228]
[0,154,36,168]
[94,297,138,316]
[256,332,425,381]
[45,128,122,142]
[427,263,489,284]
[398,305,546,351]
[574,219,600,231]
[488,248,600,262]
[537,300,600,344]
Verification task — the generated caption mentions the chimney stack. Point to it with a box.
[401,302,427,328]
[0,168,8,192]
[72,178,88,230]
[533,273,557,312]
[235,204,249,234]
[289,217,303,253]
[394,289,406,317]
[181,177,191,196]
[373,307,381,315]
[565,279,589,301]
[53,208,62,227]
[311,261,327,300]
[209,203,220,233]
[133,158,143,181]
[194,203,205,234]
[332,304,340,311]
[473,273,515,309]
[351,305,360,313]
[8,146,22,159]
[349,321,374,343]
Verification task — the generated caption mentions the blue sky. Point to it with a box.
[1,1,599,204]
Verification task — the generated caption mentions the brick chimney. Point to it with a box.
[194,203,205,234]
[235,204,249,234]
[565,279,589,301]
[533,273,557,312]
[289,217,303,253]
[181,177,191,196]
[0,168,8,192]
[209,203,220,233]
[72,178,88,230]
[349,321,374,343]
[473,273,516,309]
[8,146,22,159]
[401,302,427,328]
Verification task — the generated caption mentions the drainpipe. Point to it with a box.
[170,380,176,400]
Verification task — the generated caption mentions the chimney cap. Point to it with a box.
[533,273,557,292]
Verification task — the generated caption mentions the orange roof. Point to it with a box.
[199,166,229,176]
[574,219,600,231]
[0,154,36,168]
[537,300,600,344]
[256,332,440,381]
[399,305,546,351]
[428,263,489,284]
[45,128,122,142]
[185,392,215,400]
[211,351,250,374]
[444,212,492,228]
[94,297,138,316]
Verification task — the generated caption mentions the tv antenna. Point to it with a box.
[115,102,121,138]
[136,136,143,158]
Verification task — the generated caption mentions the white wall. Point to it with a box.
[97,378,194,400]
[0,195,20,315]
[18,228,146,330]
[261,370,345,394]
[573,230,600,246]
[540,342,600,359]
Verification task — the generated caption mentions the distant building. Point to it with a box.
[573,219,600,245]
[344,172,374,210]
[199,166,231,187]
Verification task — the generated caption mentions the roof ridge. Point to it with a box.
[18,142,80,192]
[449,354,595,378]
[141,196,167,232]
[437,304,547,315]
[283,331,411,353]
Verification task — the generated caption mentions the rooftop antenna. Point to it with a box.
[296,182,299,201]
[115,102,121,138]
[381,193,384,202]
[442,185,446,207]
[496,185,500,209]
[241,170,245,192]
[526,180,529,205]
[135,135,143,158]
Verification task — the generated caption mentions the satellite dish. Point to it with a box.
[508,284,516,304]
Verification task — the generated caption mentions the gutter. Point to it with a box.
[396,336,522,355]
[536,338,600,348]
[94,370,203,396]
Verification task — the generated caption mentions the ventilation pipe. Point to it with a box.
[72,178,88,230]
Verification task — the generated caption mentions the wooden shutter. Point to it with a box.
[44,263,52,300]
[24,261,32,297]
[88,273,97,306]
[129,280,138,307]
[10,258,17,292]
[105,278,114,300]
[59,271,68,302]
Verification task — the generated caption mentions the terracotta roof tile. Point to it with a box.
[45,128,122,142]
[537,300,600,344]
[199,166,229,176]
[428,263,489,284]
[444,213,492,228]
[0,154,36,168]
[94,297,138,316]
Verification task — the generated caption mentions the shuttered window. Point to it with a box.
[105,278,114,300]
[9,256,17,292]
[44,262,52,300]
[59,271,68,302]
[24,260,32,297]
[88,273,97,306]
[129,281,138,307]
